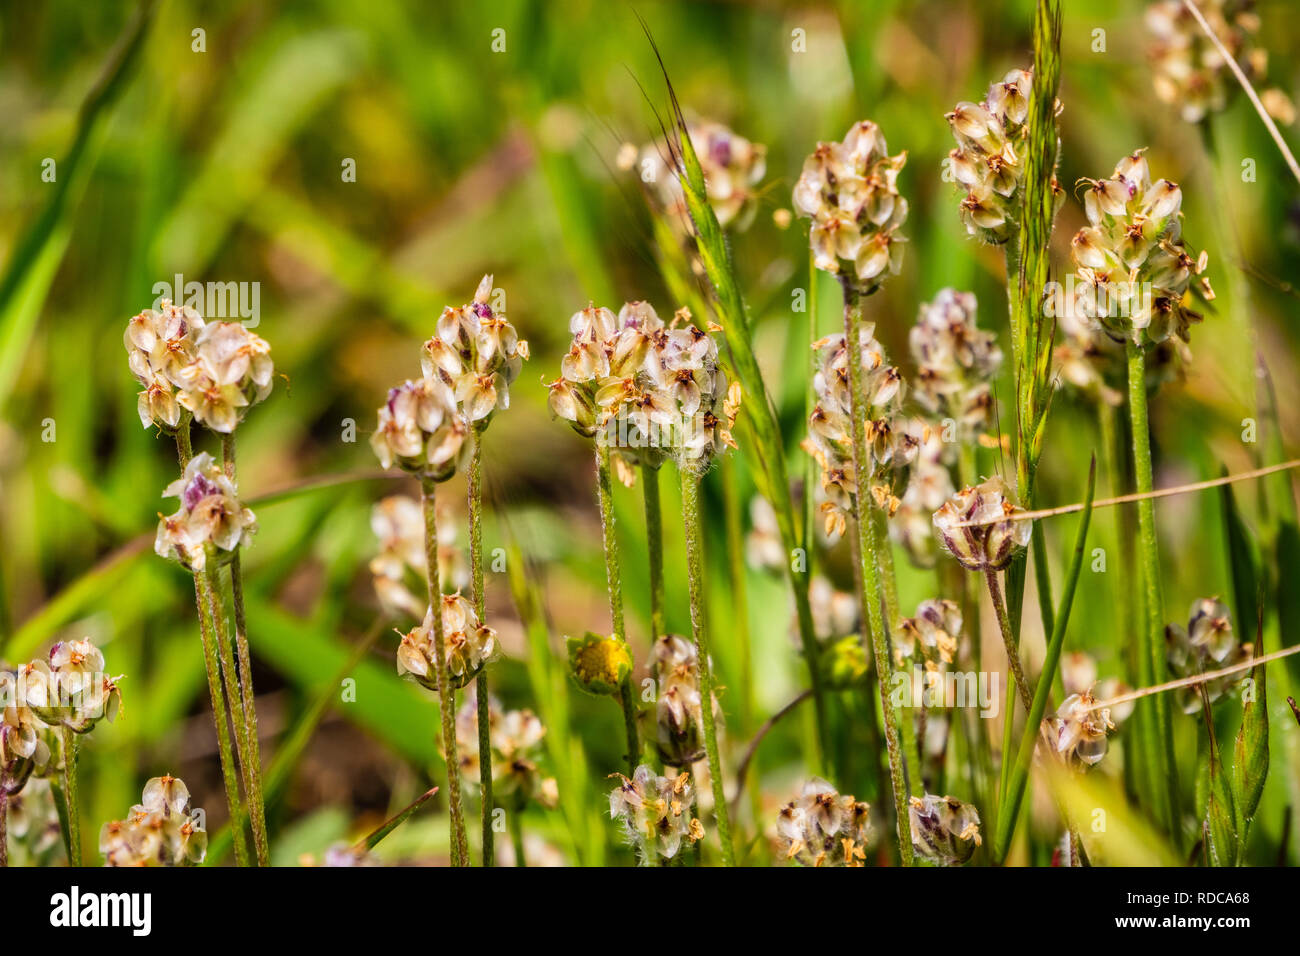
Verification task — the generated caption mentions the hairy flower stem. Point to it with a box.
[0,791,6,867]
[60,728,80,865]
[642,462,666,642]
[193,570,251,866]
[1126,339,1180,836]
[175,420,250,866]
[986,570,1033,713]
[468,427,494,867]
[595,442,639,772]
[220,433,270,867]
[420,478,470,867]
[841,283,913,865]
[679,466,735,866]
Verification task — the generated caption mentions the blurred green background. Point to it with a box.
[2,0,1298,865]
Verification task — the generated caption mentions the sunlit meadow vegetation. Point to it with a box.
[2,0,1300,867]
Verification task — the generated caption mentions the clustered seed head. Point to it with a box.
[793,120,908,294]
[910,289,1002,437]
[1166,597,1251,713]
[652,633,721,767]
[633,119,767,234]
[1061,651,1135,724]
[608,765,704,865]
[1050,690,1115,769]
[895,598,963,669]
[396,593,498,693]
[370,376,467,480]
[931,476,1033,572]
[19,638,123,736]
[1146,1,1294,125]
[1,669,52,796]
[456,691,558,811]
[566,631,634,698]
[888,425,955,568]
[369,494,467,619]
[909,792,982,865]
[100,775,207,867]
[6,778,62,862]
[124,301,273,433]
[422,274,529,426]
[1068,150,1212,346]
[548,302,739,476]
[154,451,256,572]
[946,69,1060,244]
[775,778,873,867]
[803,325,915,539]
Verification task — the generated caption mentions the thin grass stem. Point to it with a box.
[60,728,80,866]
[594,442,639,774]
[679,466,735,866]
[468,426,494,867]
[841,282,913,865]
[420,478,470,867]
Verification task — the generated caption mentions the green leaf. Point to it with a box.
[1206,738,1239,867]
[360,786,438,851]
[1232,637,1269,826]
[1219,476,1260,646]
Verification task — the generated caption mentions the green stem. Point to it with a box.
[1126,339,1180,837]
[60,728,80,866]
[618,679,640,776]
[986,569,1033,713]
[679,466,735,866]
[220,433,270,867]
[203,559,266,866]
[841,282,913,865]
[175,422,248,866]
[421,478,470,867]
[193,569,250,866]
[642,462,665,643]
[721,456,760,826]
[468,426,494,867]
[595,443,639,774]
[509,809,527,867]
[0,790,7,867]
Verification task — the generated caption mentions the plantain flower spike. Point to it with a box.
[422,275,528,427]
[20,638,122,736]
[910,289,1002,440]
[775,778,873,867]
[931,476,1032,572]
[909,793,982,865]
[396,593,498,693]
[456,691,558,811]
[608,765,704,865]
[1146,0,1295,126]
[1165,597,1251,713]
[154,452,256,572]
[794,120,908,295]
[100,774,207,867]
[1066,150,1212,347]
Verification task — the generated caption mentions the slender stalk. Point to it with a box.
[420,478,469,867]
[174,420,249,866]
[986,570,1033,713]
[219,433,270,867]
[509,810,527,867]
[841,282,913,865]
[643,462,666,643]
[203,558,266,866]
[60,728,80,866]
[1126,339,1180,835]
[0,790,6,867]
[595,442,639,771]
[467,426,494,867]
[679,466,735,866]
[193,570,251,866]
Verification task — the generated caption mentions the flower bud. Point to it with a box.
[566,632,633,697]
[931,476,1032,571]
[155,452,256,572]
[775,778,873,867]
